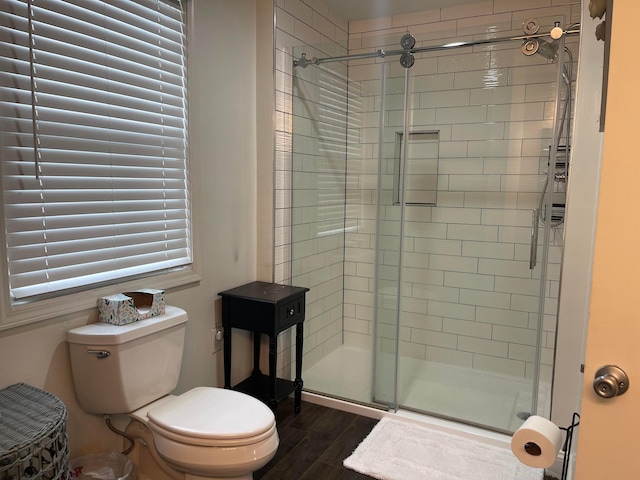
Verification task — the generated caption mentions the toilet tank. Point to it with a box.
[66,305,188,414]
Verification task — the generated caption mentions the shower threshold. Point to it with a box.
[302,345,550,433]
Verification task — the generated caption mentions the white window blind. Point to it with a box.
[0,0,190,301]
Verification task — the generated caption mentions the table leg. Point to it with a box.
[223,327,231,389]
[269,334,278,409]
[294,322,303,413]
[252,333,262,377]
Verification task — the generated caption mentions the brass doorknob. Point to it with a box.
[593,365,629,398]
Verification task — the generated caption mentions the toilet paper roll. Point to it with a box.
[510,415,563,468]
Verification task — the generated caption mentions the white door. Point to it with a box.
[573,3,640,478]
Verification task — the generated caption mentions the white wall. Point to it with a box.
[551,0,604,444]
[0,0,259,458]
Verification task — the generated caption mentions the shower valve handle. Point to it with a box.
[593,365,629,398]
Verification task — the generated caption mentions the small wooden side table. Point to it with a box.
[219,281,309,413]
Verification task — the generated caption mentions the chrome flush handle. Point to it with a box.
[87,349,111,359]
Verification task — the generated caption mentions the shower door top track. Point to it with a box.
[293,25,580,67]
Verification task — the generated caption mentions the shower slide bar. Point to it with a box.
[293,25,580,67]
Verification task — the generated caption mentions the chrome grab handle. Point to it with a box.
[529,208,539,270]
[87,350,110,359]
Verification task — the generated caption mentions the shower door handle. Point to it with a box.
[529,208,539,269]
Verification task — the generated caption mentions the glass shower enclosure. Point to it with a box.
[290,21,572,433]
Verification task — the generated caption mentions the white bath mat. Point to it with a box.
[343,417,544,480]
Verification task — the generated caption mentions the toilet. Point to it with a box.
[66,306,278,480]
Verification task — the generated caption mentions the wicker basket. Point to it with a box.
[0,383,69,480]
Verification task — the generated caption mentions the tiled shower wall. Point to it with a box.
[343,1,580,383]
[275,0,580,382]
[273,0,349,373]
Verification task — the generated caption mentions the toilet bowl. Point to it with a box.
[128,387,278,479]
[66,306,279,480]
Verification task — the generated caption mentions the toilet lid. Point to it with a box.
[147,387,275,441]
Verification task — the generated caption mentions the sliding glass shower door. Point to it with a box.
[371,36,568,431]
[293,24,572,433]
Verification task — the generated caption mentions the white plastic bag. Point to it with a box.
[69,452,135,480]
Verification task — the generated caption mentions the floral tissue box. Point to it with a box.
[98,289,166,325]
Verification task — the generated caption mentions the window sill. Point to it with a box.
[0,268,201,332]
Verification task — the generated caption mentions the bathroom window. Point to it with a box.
[0,0,191,317]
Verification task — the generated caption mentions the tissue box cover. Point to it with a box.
[98,289,166,325]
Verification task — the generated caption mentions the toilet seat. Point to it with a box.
[145,386,276,447]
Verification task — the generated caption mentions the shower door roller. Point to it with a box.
[400,52,415,69]
[593,365,630,398]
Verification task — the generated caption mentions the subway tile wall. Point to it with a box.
[275,0,580,383]
[274,0,349,376]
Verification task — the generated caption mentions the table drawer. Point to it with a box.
[278,295,305,330]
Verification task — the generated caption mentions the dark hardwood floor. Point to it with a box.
[254,398,378,479]
[255,398,558,480]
